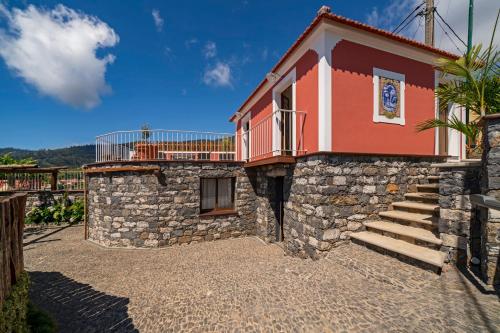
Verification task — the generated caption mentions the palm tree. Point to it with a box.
[417,10,499,157]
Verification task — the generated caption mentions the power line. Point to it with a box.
[437,0,451,48]
[412,16,423,39]
[434,8,467,47]
[392,2,425,34]
[435,15,463,53]
[394,11,422,35]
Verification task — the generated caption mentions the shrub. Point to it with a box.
[25,194,84,225]
[27,302,57,333]
[0,272,30,333]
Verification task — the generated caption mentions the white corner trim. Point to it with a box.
[272,68,296,155]
[312,28,342,152]
[434,70,440,155]
[373,67,405,126]
[240,112,251,161]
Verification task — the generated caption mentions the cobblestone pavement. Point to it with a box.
[24,225,499,333]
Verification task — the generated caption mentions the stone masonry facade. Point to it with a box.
[283,155,441,259]
[86,162,256,248]
[86,155,443,257]
[480,115,500,285]
[436,163,481,264]
[247,155,442,259]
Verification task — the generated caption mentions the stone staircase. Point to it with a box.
[351,176,445,272]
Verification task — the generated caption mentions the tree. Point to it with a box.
[0,153,37,165]
[417,10,499,157]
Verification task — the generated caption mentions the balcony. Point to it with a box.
[242,109,306,165]
[95,130,236,163]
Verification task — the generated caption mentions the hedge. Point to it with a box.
[0,272,56,333]
[0,272,29,333]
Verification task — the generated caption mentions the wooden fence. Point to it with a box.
[0,166,84,192]
[0,193,26,307]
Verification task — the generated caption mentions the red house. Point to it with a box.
[231,6,465,164]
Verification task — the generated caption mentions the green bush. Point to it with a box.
[26,303,56,333]
[0,272,57,333]
[0,272,30,333]
[25,194,84,225]
[0,153,36,166]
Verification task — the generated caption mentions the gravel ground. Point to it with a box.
[24,225,499,333]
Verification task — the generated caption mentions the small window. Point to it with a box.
[200,178,235,213]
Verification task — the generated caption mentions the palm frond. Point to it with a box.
[416,115,480,145]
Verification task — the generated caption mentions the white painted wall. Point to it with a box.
[447,103,466,160]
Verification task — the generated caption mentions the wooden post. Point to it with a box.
[50,171,58,191]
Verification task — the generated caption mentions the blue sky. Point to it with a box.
[0,0,496,149]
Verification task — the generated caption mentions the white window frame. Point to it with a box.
[272,68,296,155]
[373,67,405,126]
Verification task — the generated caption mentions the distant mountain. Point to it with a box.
[0,145,95,168]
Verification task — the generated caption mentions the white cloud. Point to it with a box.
[184,38,198,49]
[203,41,217,58]
[365,0,499,54]
[152,9,164,32]
[261,47,268,61]
[0,4,119,109]
[203,62,232,87]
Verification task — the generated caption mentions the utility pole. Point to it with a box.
[467,0,474,54]
[466,0,474,126]
[425,0,435,46]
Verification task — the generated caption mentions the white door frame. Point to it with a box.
[447,103,466,160]
[272,68,296,156]
[241,113,251,161]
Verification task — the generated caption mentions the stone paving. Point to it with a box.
[24,225,499,333]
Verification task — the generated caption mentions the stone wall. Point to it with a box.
[250,154,442,259]
[436,162,481,264]
[25,191,84,215]
[86,162,256,248]
[480,115,500,285]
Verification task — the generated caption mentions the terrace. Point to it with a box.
[95,129,237,163]
[94,109,306,165]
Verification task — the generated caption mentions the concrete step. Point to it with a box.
[364,220,442,246]
[392,201,439,214]
[417,183,439,193]
[427,176,441,183]
[379,210,437,228]
[350,231,446,269]
[404,192,439,203]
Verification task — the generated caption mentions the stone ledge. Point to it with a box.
[199,210,239,218]
[432,160,481,168]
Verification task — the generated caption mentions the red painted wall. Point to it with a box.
[296,50,319,153]
[331,40,435,155]
[236,50,319,161]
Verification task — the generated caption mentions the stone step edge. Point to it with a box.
[364,220,442,245]
[417,183,439,188]
[416,184,440,193]
[392,201,439,213]
[404,192,439,201]
[379,210,437,227]
[350,231,445,268]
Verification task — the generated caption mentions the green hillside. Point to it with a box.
[0,145,95,168]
